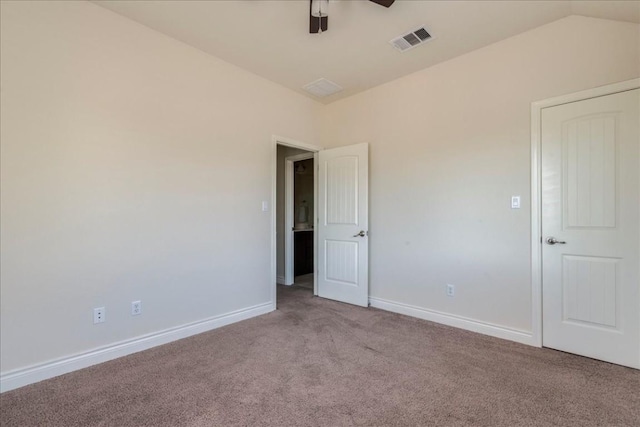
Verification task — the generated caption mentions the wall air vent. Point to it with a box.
[390,26,433,52]
[303,78,343,98]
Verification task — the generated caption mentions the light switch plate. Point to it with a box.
[261,201,269,212]
[511,196,521,209]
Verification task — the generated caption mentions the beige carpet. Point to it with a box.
[294,273,314,289]
[1,286,639,426]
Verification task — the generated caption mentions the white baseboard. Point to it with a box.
[368,296,535,346]
[276,275,286,285]
[0,302,274,393]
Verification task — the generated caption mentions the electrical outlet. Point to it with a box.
[131,300,142,316]
[93,307,105,324]
[446,284,455,297]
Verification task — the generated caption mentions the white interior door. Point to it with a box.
[541,88,639,368]
[317,143,368,307]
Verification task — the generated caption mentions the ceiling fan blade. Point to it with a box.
[369,0,395,7]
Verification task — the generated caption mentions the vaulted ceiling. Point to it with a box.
[94,1,640,104]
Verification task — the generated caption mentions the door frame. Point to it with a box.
[530,78,640,347]
[284,152,315,286]
[271,135,323,310]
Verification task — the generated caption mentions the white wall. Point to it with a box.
[0,1,322,374]
[321,16,639,337]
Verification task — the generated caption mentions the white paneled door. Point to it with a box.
[317,143,369,307]
[541,89,639,368]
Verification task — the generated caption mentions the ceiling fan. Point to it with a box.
[310,0,395,34]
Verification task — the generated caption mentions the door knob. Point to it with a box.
[546,237,566,245]
[353,230,367,237]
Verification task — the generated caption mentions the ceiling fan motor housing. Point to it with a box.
[309,0,395,34]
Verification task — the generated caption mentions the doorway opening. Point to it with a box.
[271,136,322,308]
[278,146,315,290]
[270,136,370,309]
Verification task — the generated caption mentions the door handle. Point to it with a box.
[353,230,367,237]
[546,237,566,245]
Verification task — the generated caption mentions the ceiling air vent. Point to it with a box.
[303,78,343,98]
[390,26,433,52]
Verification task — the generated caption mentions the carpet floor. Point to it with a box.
[1,286,639,426]
[294,274,314,289]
